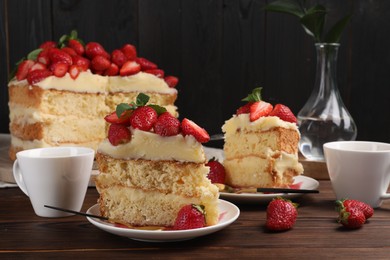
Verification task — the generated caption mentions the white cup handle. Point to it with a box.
[380,193,390,200]
[13,159,29,196]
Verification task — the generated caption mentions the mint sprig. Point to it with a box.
[241,87,263,102]
[115,93,167,117]
[265,0,351,43]
[58,29,85,48]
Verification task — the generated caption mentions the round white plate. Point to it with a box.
[86,199,240,242]
[220,176,319,204]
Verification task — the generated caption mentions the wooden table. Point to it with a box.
[2,181,390,259]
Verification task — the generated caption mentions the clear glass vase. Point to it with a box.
[297,43,357,161]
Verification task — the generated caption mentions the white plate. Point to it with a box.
[220,175,319,204]
[86,199,240,242]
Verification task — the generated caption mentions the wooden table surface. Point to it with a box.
[2,181,390,259]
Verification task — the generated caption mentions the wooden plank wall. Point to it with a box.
[1,0,389,143]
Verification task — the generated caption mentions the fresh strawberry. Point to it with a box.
[111,49,127,67]
[164,76,179,88]
[91,55,111,71]
[29,62,47,72]
[104,110,132,125]
[85,42,110,59]
[50,62,69,77]
[236,102,253,115]
[338,206,366,229]
[119,60,141,76]
[72,55,90,71]
[145,69,164,78]
[181,118,210,143]
[39,41,57,49]
[26,69,53,85]
[154,112,180,136]
[67,39,84,56]
[249,101,273,122]
[206,159,226,184]
[104,63,119,76]
[49,48,73,66]
[37,48,50,64]
[107,124,131,146]
[266,197,298,231]
[61,47,78,57]
[336,199,374,219]
[269,104,297,123]
[136,57,157,70]
[68,65,81,79]
[173,204,206,230]
[129,106,158,131]
[16,60,35,80]
[121,43,137,60]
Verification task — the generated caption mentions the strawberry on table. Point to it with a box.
[181,118,210,143]
[173,204,206,230]
[266,197,298,231]
[206,158,226,184]
[336,199,374,220]
[269,104,297,123]
[338,206,366,229]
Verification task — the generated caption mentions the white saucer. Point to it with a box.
[219,176,319,204]
[86,199,240,242]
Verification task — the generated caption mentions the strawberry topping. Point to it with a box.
[181,118,210,143]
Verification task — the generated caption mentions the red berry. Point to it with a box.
[37,49,50,65]
[121,44,137,60]
[181,118,210,143]
[72,55,90,71]
[164,76,179,88]
[154,112,180,136]
[144,69,164,78]
[27,69,53,85]
[104,110,132,125]
[39,41,57,49]
[111,49,127,67]
[61,47,78,57]
[49,48,73,66]
[29,62,47,72]
[336,199,374,220]
[68,65,81,79]
[85,42,110,59]
[249,101,273,122]
[269,104,297,123]
[266,198,298,231]
[104,63,119,76]
[136,57,157,70]
[236,102,253,115]
[16,60,35,81]
[206,159,226,184]
[120,60,141,76]
[173,204,206,230]
[91,55,111,71]
[108,124,131,146]
[129,106,158,131]
[68,39,85,56]
[50,62,69,77]
[338,206,366,229]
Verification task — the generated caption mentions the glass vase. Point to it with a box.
[297,43,357,161]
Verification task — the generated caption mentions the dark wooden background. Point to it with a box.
[1,0,389,143]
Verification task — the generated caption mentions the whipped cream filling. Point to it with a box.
[222,114,299,136]
[273,151,304,175]
[98,128,206,163]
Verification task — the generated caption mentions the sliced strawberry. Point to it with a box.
[181,118,210,143]
[27,69,53,85]
[249,101,273,122]
[154,112,180,136]
[104,110,132,125]
[61,47,78,57]
[72,55,90,71]
[119,60,141,76]
[108,124,131,146]
[136,57,157,70]
[173,204,206,230]
[29,62,47,72]
[37,49,50,65]
[50,62,69,77]
[144,69,164,78]
[129,106,158,131]
[91,55,111,71]
[49,48,73,66]
[68,39,85,56]
[269,104,297,123]
[104,63,119,76]
[39,41,57,49]
[164,76,179,88]
[16,60,35,81]
[68,65,81,79]
[236,102,253,115]
[111,49,127,67]
[121,44,137,60]
[85,42,110,59]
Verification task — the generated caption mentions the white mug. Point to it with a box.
[13,147,94,217]
[324,141,390,208]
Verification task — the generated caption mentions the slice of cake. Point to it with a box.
[222,88,304,188]
[8,31,178,160]
[95,93,219,228]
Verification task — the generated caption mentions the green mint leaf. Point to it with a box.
[148,104,167,115]
[264,0,305,18]
[136,93,150,106]
[242,87,262,102]
[69,30,78,40]
[324,14,351,43]
[116,103,133,117]
[27,48,42,60]
[300,5,326,42]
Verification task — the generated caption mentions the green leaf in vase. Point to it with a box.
[299,5,326,42]
[264,0,305,18]
[324,14,352,43]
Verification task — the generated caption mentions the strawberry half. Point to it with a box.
[72,55,90,71]
[269,104,297,123]
[236,102,253,115]
[104,63,119,76]
[16,60,35,81]
[50,62,69,77]
[249,101,273,122]
[173,204,206,230]
[181,118,210,143]
[164,76,179,88]
[27,69,53,85]
[104,110,132,125]
[49,48,73,66]
[136,57,157,70]
[107,124,131,146]
[68,65,81,79]
[120,60,141,76]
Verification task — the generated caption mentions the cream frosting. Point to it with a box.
[98,128,206,163]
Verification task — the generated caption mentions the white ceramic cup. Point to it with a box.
[323,141,390,208]
[13,147,94,217]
